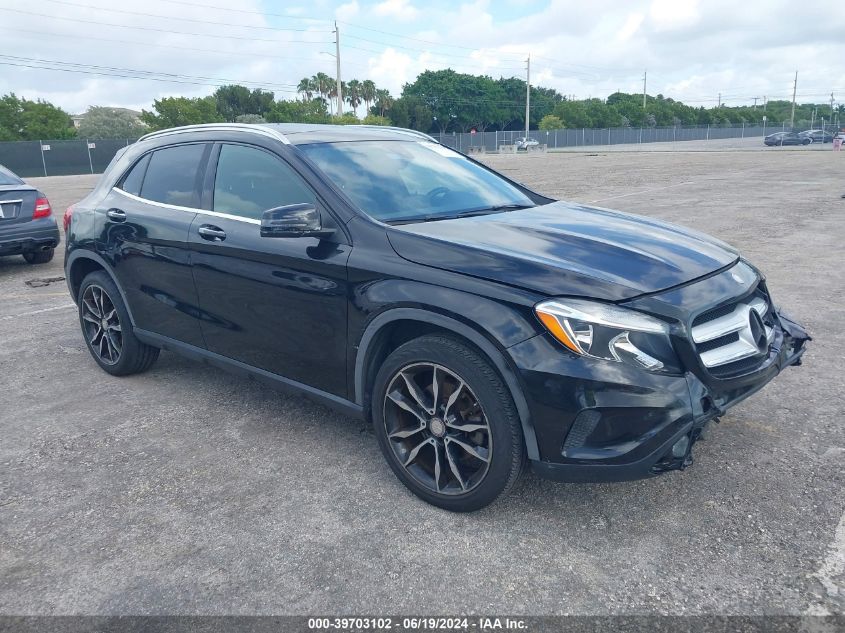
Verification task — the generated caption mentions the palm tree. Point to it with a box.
[326,77,337,115]
[374,89,393,117]
[313,73,332,114]
[361,80,376,115]
[297,77,314,102]
[346,79,362,117]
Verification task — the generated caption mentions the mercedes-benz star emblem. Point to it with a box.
[748,310,768,352]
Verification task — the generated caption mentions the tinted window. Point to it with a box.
[140,144,205,207]
[213,144,315,219]
[119,154,150,196]
[0,165,23,186]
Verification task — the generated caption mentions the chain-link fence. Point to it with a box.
[0,139,135,178]
[1,121,842,178]
[435,122,809,153]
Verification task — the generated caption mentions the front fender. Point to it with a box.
[351,281,542,459]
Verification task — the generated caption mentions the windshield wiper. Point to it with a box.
[387,203,535,225]
[479,203,535,213]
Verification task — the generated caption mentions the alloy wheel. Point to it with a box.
[81,284,122,365]
[382,362,492,495]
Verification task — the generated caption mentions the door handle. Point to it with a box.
[106,208,126,222]
[198,224,226,241]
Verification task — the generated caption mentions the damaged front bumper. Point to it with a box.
[513,299,811,484]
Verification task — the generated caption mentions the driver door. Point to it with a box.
[188,142,351,398]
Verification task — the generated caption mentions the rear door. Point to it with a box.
[104,143,209,347]
[188,142,351,397]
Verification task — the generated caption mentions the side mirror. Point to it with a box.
[260,203,335,239]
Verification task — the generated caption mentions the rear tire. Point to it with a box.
[23,248,54,264]
[372,334,525,512]
[78,270,159,376]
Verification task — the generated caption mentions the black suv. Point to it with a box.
[65,123,810,511]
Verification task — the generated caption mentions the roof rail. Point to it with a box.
[352,125,437,142]
[137,123,290,144]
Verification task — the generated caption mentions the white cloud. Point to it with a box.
[372,0,420,22]
[649,0,699,31]
[618,13,644,41]
[335,1,360,21]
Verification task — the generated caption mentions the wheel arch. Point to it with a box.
[66,250,137,326]
[354,308,540,460]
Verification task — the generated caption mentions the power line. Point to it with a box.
[0,60,295,90]
[150,0,326,23]
[9,26,338,67]
[0,7,330,44]
[339,21,525,57]
[38,0,333,33]
[0,54,300,92]
[140,0,527,58]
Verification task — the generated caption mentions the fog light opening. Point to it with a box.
[671,434,691,459]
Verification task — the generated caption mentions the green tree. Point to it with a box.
[388,95,433,132]
[335,113,360,125]
[552,100,591,128]
[312,72,332,111]
[361,114,391,126]
[539,114,563,130]
[297,77,315,102]
[345,79,362,116]
[213,85,274,121]
[0,93,75,140]
[372,89,393,117]
[265,98,329,124]
[360,80,377,114]
[76,106,147,139]
[140,96,222,130]
[235,114,266,123]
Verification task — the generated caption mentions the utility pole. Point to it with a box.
[642,70,647,109]
[789,70,798,129]
[763,95,767,111]
[525,54,530,139]
[752,96,758,110]
[334,21,343,116]
[831,93,836,131]
[717,93,721,108]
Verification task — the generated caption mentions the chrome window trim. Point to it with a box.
[112,187,260,225]
[138,123,290,145]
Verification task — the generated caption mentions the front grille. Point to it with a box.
[708,355,767,379]
[690,288,774,377]
[696,331,739,353]
[693,302,737,326]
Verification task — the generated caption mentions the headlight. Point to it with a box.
[535,299,676,372]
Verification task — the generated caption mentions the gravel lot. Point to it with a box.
[1,145,843,616]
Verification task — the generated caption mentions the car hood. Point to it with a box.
[387,202,739,301]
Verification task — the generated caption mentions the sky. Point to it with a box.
[1,0,843,115]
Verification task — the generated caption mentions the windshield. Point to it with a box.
[299,140,536,223]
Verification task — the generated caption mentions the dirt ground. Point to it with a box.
[1,145,843,615]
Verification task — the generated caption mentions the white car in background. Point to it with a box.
[515,137,540,150]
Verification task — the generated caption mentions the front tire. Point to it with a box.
[23,248,54,264]
[78,270,159,376]
[372,335,525,512]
